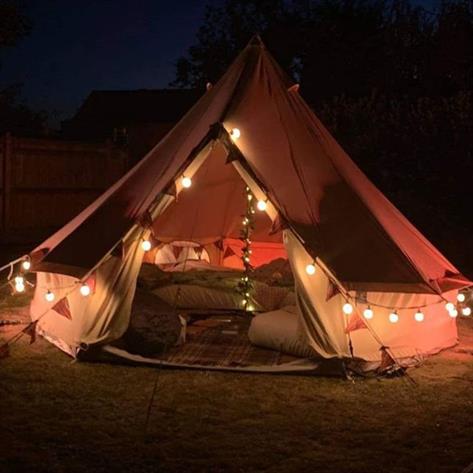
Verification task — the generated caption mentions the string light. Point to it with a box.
[80,283,91,297]
[21,258,31,271]
[457,293,466,303]
[445,302,455,312]
[256,199,267,211]
[363,307,374,319]
[449,308,458,318]
[462,307,471,316]
[342,303,353,315]
[45,290,55,302]
[141,240,152,252]
[181,176,192,188]
[414,310,424,322]
[230,128,241,141]
[305,263,316,275]
[242,217,249,226]
[389,311,399,323]
[13,276,26,293]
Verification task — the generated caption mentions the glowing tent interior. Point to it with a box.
[20,36,471,373]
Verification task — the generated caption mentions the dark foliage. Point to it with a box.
[0,1,46,135]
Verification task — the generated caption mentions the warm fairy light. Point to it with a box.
[414,310,424,322]
[230,128,241,141]
[181,176,192,188]
[141,240,152,252]
[14,276,24,285]
[256,200,267,211]
[389,311,399,323]
[247,303,255,311]
[15,282,25,293]
[363,307,374,319]
[241,299,247,306]
[445,302,455,312]
[242,217,249,225]
[449,308,458,318]
[45,290,55,302]
[462,307,471,316]
[305,263,316,275]
[342,303,353,315]
[247,193,253,201]
[457,293,466,303]
[80,283,91,297]
[21,259,31,271]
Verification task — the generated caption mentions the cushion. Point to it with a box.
[248,307,314,358]
[123,289,186,356]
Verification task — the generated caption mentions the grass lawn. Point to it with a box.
[1,297,473,473]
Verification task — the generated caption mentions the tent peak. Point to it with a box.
[248,34,264,47]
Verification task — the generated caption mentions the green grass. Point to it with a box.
[1,304,473,473]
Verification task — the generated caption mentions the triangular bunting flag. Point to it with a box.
[345,312,368,333]
[378,346,397,373]
[172,245,182,259]
[223,246,235,258]
[23,320,38,344]
[326,281,340,301]
[52,297,72,320]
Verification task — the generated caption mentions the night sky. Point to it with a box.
[1,0,438,127]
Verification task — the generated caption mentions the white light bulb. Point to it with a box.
[181,176,192,188]
[462,307,471,316]
[80,283,91,297]
[445,302,455,312]
[241,299,247,306]
[448,308,458,318]
[230,128,241,141]
[257,200,267,211]
[342,303,353,315]
[15,283,25,293]
[14,276,24,285]
[457,293,466,303]
[414,310,424,322]
[141,240,152,252]
[389,311,399,323]
[363,307,374,319]
[22,259,31,271]
[45,290,55,302]
[305,263,316,275]
[247,193,253,201]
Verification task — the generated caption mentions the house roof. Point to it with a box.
[62,89,201,139]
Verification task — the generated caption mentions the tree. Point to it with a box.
[0,1,46,135]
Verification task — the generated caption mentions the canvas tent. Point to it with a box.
[28,37,470,369]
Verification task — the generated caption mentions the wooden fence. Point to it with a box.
[0,133,129,243]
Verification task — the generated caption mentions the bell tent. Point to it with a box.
[24,37,471,372]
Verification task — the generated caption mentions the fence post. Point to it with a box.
[2,132,12,233]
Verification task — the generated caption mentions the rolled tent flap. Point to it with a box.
[31,229,144,354]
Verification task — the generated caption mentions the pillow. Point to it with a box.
[248,307,314,359]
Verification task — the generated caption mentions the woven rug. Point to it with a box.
[156,315,297,368]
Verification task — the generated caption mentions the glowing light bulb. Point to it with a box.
[363,307,374,319]
[445,302,455,312]
[80,283,91,297]
[241,299,247,306]
[22,259,31,271]
[342,303,353,315]
[247,193,253,201]
[14,276,24,285]
[389,311,399,323]
[242,217,249,225]
[15,282,25,293]
[45,290,55,302]
[462,307,471,316]
[230,128,241,141]
[257,200,267,211]
[457,293,466,303]
[305,263,316,275]
[141,240,152,252]
[414,310,424,322]
[181,176,192,188]
[449,308,458,318]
